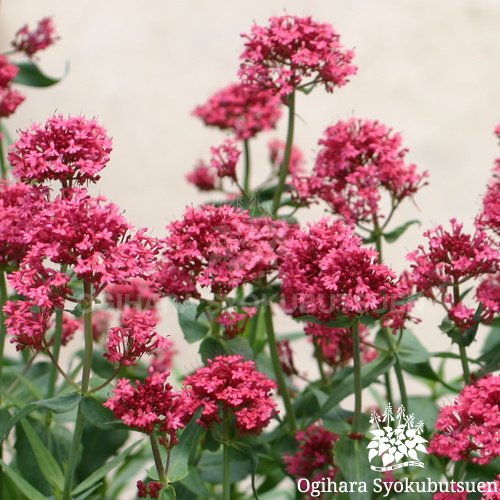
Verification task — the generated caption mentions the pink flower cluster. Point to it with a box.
[305,322,376,369]
[12,17,59,57]
[209,139,241,181]
[216,306,257,338]
[428,374,500,465]
[183,355,277,436]
[9,115,113,186]
[268,138,305,177]
[0,181,44,270]
[0,55,24,118]
[155,204,291,300]
[239,15,356,96]
[104,368,191,447]
[294,119,427,224]
[284,423,338,487]
[193,82,282,140]
[408,219,498,330]
[104,309,168,366]
[280,219,405,321]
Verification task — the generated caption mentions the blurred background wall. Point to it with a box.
[2,0,500,372]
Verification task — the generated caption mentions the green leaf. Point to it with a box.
[2,391,81,441]
[312,354,395,421]
[376,329,430,364]
[72,440,141,495]
[383,219,420,243]
[175,301,210,343]
[159,485,176,500]
[13,61,66,87]
[231,442,260,500]
[80,394,118,429]
[395,291,423,307]
[479,326,500,372]
[198,451,253,484]
[199,337,227,364]
[179,466,215,498]
[295,314,353,329]
[335,436,378,500]
[19,418,65,492]
[0,458,47,500]
[167,408,203,483]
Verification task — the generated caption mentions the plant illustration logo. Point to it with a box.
[367,404,428,471]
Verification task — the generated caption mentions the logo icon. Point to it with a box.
[367,404,428,471]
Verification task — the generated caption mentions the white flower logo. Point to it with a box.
[367,404,428,471]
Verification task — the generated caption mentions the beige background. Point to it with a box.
[2,1,500,367]
[1,1,500,491]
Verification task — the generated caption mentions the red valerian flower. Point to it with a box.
[9,189,160,303]
[104,308,169,366]
[216,306,257,338]
[476,272,500,322]
[8,115,113,186]
[182,355,278,436]
[105,278,160,310]
[12,17,59,57]
[280,218,405,321]
[428,374,500,465]
[0,181,45,270]
[305,322,376,369]
[268,138,305,177]
[155,204,291,300]
[104,368,191,447]
[239,15,356,96]
[192,82,282,140]
[186,160,216,191]
[284,423,339,480]
[407,219,498,294]
[0,55,19,87]
[0,86,25,118]
[210,139,241,181]
[294,119,427,224]
[137,480,162,499]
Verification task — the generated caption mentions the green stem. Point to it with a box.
[62,281,94,500]
[0,271,6,500]
[272,91,295,217]
[223,411,231,500]
[453,283,471,384]
[0,270,7,403]
[351,318,363,434]
[150,431,167,484]
[264,302,296,434]
[313,337,328,384]
[0,129,7,181]
[243,139,251,193]
[382,327,409,411]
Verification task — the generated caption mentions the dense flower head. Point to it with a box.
[155,204,292,300]
[428,374,500,465]
[268,138,305,177]
[210,139,240,181]
[104,368,191,446]
[0,55,19,87]
[105,278,160,310]
[294,119,427,224]
[284,423,338,479]
[239,15,356,96]
[478,137,500,236]
[186,160,216,191]
[216,306,257,338]
[277,339,299,377]
[150,339,177,373]
[8,189,160,304]
[61,314,81,346]
[477,272,500,322]
[104,308,169,366]
[9,115,113,185]
[280,218,405,321]
[192,82,282,140]
[137,480,162,499]
[0,181,45,270]
[407,219,498,294]
[182,355,278,435]
[4,300,53,352]
[305,322,376,369]
[12,17,59,57]
[0,86,25,118]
